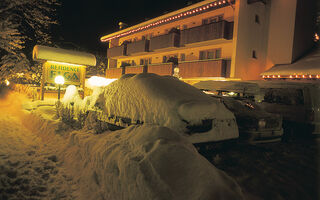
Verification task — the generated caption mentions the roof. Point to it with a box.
[193,80,261,94]
[100,0,233,42]
[261,48,320,77]
[32,45,96,66]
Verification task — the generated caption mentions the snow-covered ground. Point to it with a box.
[0,90,244,200]
[0,92,76,200]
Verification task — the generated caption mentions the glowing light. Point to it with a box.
[272,75,276,78]
[302,75,305,78]
[289,75,293,78]
[314,33,319,42]
[262,75,265,78]
[87,76,117,88]
[5,79,9,86]
[55,75,65,85]
[295,75,299,78]
[317,75,320,79]
[267,75,270,78]
[309,75,312,78]
[278,75,281,78]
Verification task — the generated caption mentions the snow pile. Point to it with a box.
[63,125,244,200]
[96,73,235,133]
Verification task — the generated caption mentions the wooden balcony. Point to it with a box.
[125,65,147,74]
[105,67,125,79]
[147,63,174,76]
[178,59,230,78]
[107,45,126,59]
[180,21,233,46]
[127,39,149,55]
[149,32,180,51]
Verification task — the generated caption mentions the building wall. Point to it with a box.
[117,6,235,45]
[266,0,297,69]
[231,0,271,80]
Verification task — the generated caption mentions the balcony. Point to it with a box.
[107,45,126,59]
[147,63,174,76]
[105,67,125,79]
[125,65,147,74]
[149,32,180,52]
[178,59,230,78]
[180,21,233,46]
[127,39,149,55]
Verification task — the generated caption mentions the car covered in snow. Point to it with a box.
[211,95,283,143]
[92,73,239,144]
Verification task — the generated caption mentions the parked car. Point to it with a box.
[252,81,320,137]
[210,95,283,143]
[91,73,239,144]
[193,80,264,102]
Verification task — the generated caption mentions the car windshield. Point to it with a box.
[220,98,263,113]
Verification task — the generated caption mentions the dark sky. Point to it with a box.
[58,0,195,53]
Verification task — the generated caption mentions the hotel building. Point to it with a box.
[101,0,315,81]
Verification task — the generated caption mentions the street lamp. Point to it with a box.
[55,75,65,100]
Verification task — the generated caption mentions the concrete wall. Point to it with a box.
[231,0,271,80]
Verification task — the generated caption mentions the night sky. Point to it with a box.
[58,0,195,53]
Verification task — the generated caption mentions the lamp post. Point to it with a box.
[54,75,65,100]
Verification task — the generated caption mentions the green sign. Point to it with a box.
[45,62,85,85]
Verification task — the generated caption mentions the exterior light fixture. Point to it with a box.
[55,75,65,100]
[5,79,10,86]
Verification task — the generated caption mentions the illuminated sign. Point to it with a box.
[44,61,85,85]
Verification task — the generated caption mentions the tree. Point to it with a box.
[0,0,60,84]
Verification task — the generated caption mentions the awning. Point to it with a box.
[261,48,320,78]
[33,45,96,66]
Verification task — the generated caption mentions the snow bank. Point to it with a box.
[63,125,244,200]
[97,73,235,133]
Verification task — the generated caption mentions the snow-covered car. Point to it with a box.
[211,95,283,143]
[93,73,239,144]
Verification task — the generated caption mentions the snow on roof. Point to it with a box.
[261,48,320,76]
[97,73,235,133]
[63,125,244,200]
[32,45,96,66]
[193,80,261,94]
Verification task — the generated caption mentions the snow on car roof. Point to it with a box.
[97,73,235,133]
[193,80,261,94]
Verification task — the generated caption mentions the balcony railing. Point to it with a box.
[105,67,125,79]
[107,45,126,58]
[178,59,230,78]
[180,21,233,46]
[149,32,180,51]
[147,63,174,76]
[127,39,149,55]
[125,65,147,74]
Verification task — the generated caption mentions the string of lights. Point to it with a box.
[100,0,234,42]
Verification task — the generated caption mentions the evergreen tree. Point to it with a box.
[0,0,60,84]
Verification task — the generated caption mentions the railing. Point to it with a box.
[125,65,146,74]
[180,21,233,46]
[178,59,230,78]
[147,63,174,76]
[149,32,180,51]
[127,40,149,55]
[107,45,126,58]
[106,68,125,79]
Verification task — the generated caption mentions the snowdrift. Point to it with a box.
[63,125,244,200]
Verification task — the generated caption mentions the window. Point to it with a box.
[252,50,257,59]
[263,88,304,105]
[148,58,152,64]
[140,59,144,65]
[202,15,224,25]
[180,53,186,61]
[131,60,136,66]
[255,14,260,24]
[162,56,167,63]
[199,49,222,60]
[199,51,206,60]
